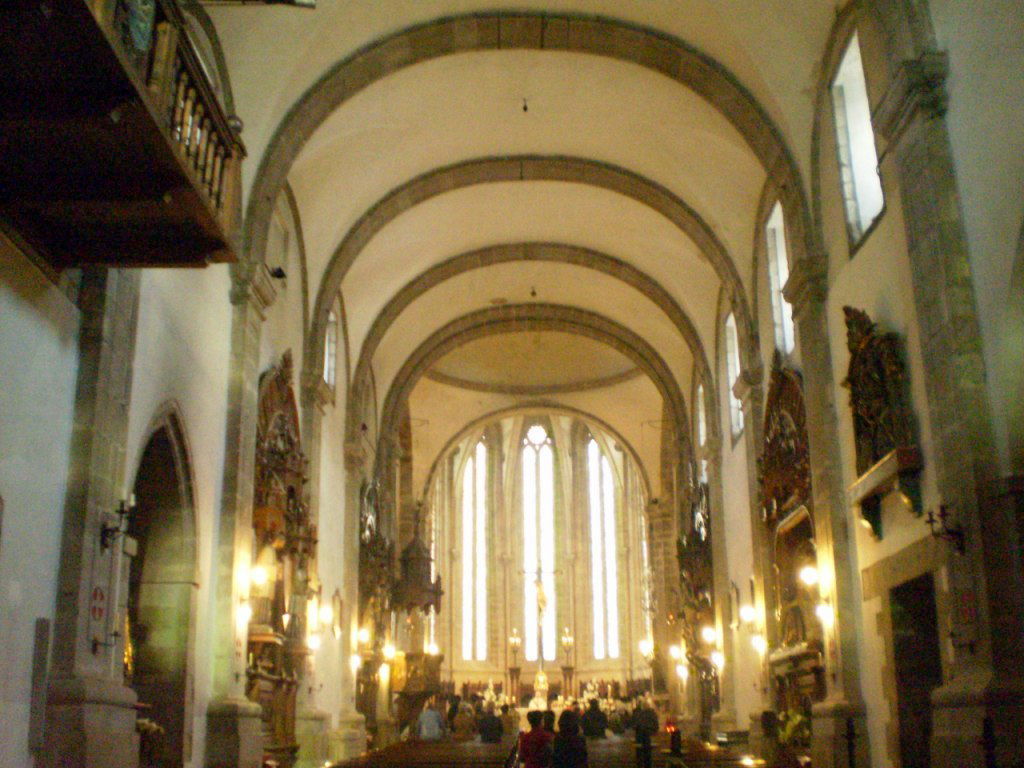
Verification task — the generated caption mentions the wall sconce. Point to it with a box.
[307,633,322,651]
[426,642,440,655]
[700,626,717,645]
[815,601,835,630]
[318,601,334,626]
[751,634,767,655]
[798,565,820,587]
[710,650,725,671]
[926,505,965,554]
[237,599,253,634]
[382,643,396,661]
[357,626,371,646]
[100,496,135,550]
[639,637,654,661]
[349,653,362,673]
[669,644,681,660]
[675,663,689,682]
[739,604,757,625]
[249,565,268,588]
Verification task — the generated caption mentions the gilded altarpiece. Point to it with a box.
[247,351,317,768]
[759,357,825,717]
[677,480,719,736]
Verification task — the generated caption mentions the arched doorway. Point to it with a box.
[126,416,197,767]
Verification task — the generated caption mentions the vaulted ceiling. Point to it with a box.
[208,1,837,496]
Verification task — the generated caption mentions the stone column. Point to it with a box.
[205,265,276,768]
[784,257,869,768]
[294,373,331,768]
[871,49,1024,767]
[326,439,367,762]
[44,268,141,768]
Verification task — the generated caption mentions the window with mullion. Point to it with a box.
[460,440,487,661]
[588,439,620,660]
[523,424,556,662]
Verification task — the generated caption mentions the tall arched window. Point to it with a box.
[725,313,745,436]
[323,309,338,388]
[461,439,487,660]
[766,203,795,354]
[831,32,884,243]
[696,383,707,448]
[588,439,619,659]
[523,424,556,662]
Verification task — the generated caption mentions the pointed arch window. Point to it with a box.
[523,424,556,662]
[696,383,707,448]
[831,32,884,243]
[725,313,745,436]
[323,309,338,389]
[461,439,487,661]
[766,203,796,354]
[588,438,619,660]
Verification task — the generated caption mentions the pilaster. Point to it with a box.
[872,46,1024,767]
[44,267,141,768]
[784,255,870,767]
[205,266,275,768]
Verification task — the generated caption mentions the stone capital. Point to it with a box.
[301,369,334,413]
[343,440,367,473]
[733,365,764,403]
[873,50,949,145]
[230,262,277,318]
[784,256,828,321]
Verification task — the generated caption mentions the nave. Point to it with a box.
[331,733,755,768]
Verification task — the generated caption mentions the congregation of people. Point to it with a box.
[414,693,662,768]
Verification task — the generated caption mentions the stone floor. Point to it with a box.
[330,732,760,768]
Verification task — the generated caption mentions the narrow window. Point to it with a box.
[696,384,707,448]
[766,203,796,354]
[523,425,556,662]
[831,32,884,243]
[725,314,744,436]
[323,310,338,388]
[461,440,487,660]
[588,439,619,659]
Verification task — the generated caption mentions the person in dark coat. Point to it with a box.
[478,703,504,743]
[580,699,608,739]
[446,695,461,732]
[632,700,660,768]
[552,710,588,768]
[542,710,556,735]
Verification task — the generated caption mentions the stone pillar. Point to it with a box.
[293,373,331,768]
[44,268,141,768]
[871,48,1024,767]
[325,439,367,762]
[205,265,277,768]
[784,256,869,768]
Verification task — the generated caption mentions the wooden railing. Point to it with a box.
[93,0,243,237]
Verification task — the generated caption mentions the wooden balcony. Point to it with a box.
[0,0,245,269]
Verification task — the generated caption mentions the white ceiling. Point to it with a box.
[206,0,840,488]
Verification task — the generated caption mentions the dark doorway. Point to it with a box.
[128,423,196,767]
[890,573,943,768]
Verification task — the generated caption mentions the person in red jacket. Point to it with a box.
[519,710,554,768]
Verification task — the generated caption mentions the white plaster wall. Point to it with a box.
[260,201,306,380]
[0,240,80,768]
[125,264,233,766]
[817,28,946,767]
[930,0,1024,473]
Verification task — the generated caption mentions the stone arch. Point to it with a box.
[372,304,692,472]
[306,155,757,381]
[347,241,718,433]
[419,402,656,505]
[243,13,810,282]
[127,403,198,767]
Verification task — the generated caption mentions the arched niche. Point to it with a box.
[127,411,197,767]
